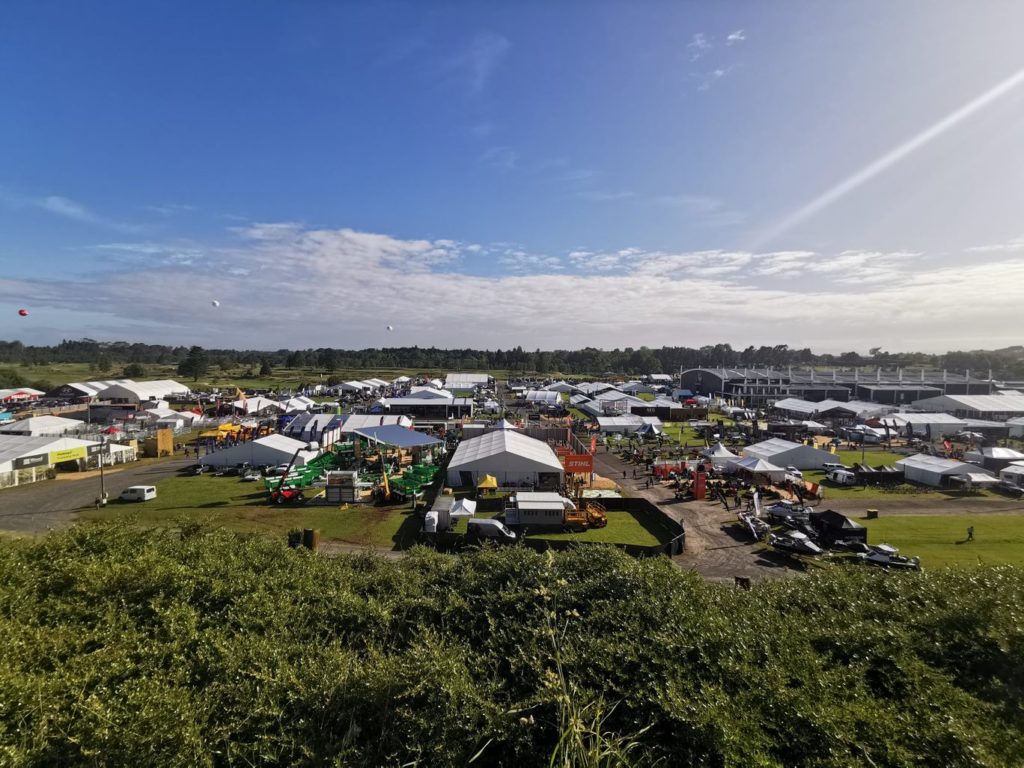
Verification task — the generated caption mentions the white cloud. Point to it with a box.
[966,235,1024,253]
[687,33,711,61]
[579,190,635,202]
[480,146,519,171]
[726,30,746,45]
[655,194,746,226]
[90,241,206,267]
[0,189,141,232]
[448,32,510,95]
[558,168,599,183]
[3,224,1023,352]
[142,203,194,216]
[691,64,739,92]
[499,248,563,273]
[468,121,494,137]
[749,249,920,284]
[39,195,95,222]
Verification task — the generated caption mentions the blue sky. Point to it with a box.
[1,1,1023,352]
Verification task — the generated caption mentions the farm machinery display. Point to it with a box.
[263,444,441,505]
[563,500,608,531]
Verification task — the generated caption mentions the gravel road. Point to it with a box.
[0,457,194,535]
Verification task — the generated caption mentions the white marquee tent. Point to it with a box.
[895,454,991,487]
[0,415,87,436]
[701,442,739,467]
[446,430,564,488]
[727,456,786,483]
[199,434,320,468]
[743,438,837,470]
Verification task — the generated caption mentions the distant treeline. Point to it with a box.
[1,338,1023,378]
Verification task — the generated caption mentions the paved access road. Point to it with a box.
[591,446,797,584]
[0,457,194,535]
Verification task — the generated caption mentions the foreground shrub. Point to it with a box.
[0,524,1021,766]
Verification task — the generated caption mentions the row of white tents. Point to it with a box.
[699,437,1020,489]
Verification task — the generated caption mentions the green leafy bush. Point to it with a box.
[0,525,1021,767]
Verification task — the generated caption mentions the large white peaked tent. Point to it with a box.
[701,442,738,467]
[199,434,320,468]
[0,415,87,436]
[895,454,991,487]
[727,456,786,483]
[233,396,285,415]
[743,438,836,470]
[446,430,565,488]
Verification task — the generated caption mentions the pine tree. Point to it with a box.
[178,346,209,381]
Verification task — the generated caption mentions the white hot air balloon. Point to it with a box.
[211,300,220,308]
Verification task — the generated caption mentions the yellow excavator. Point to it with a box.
[564,500,608,531]
[562,476,607,530]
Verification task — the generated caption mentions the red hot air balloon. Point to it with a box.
[18,309,29,317]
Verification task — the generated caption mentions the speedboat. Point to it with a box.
[738,512,771,541]
[769,531,823,556]
[860,543,921,571]
[765,500,813,521]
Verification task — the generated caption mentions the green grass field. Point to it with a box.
[5,363,519,393]
[834,449,907,466]
[527,509,672,546]
[568,408,591,423]
[860,514,1024,567]
[80,474,675,550]
[81,474,418,549]
[660,422,704,445]
[804,471,924,499]
[448,505,672,546]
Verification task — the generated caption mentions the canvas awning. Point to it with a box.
[353,425,442,448]
[952,472,999,485]
[477,474,498,488]
[451,498,477,517]
[636,423,663,436]
[702,442,738,459]
[729,456,785,477]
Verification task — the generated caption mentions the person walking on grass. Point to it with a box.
[967,525,974,541]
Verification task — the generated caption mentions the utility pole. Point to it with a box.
[98,435,108,505]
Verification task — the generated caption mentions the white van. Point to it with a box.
[120,485,157,502]
[822,462,851,472]
[825,469,857,486]
[467,518,517,542]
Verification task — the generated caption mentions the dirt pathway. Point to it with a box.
[591,448,796,583]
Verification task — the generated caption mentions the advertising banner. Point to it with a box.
[13,453,48,470]
[564,454,594,473]
[49,446,87,464]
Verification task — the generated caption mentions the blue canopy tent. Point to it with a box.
[352,425,442,449]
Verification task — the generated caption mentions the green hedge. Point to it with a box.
[0,525,1021,767]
